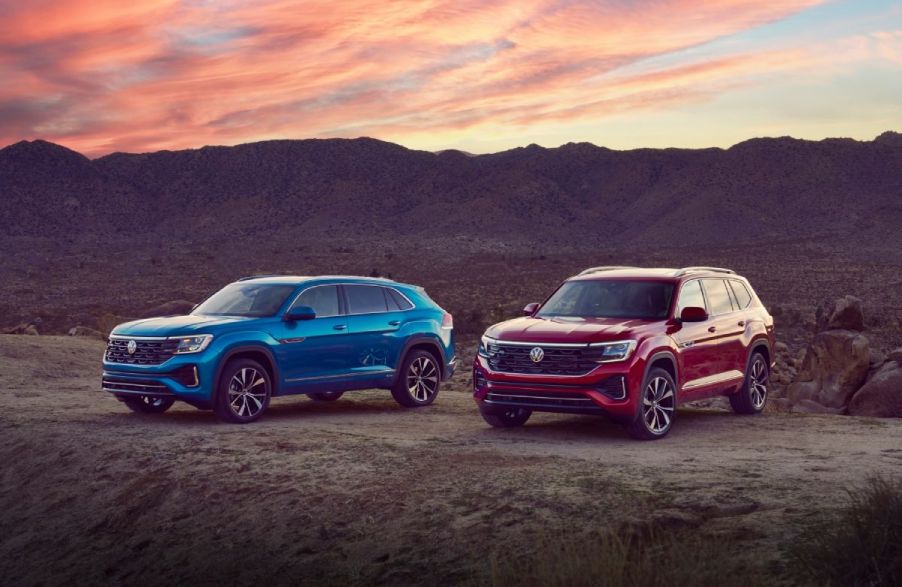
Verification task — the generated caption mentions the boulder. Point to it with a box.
[815,295,864,332]
[887,348,902,364]
[68,326,106,340]
[142,300,196,318]
[848,361,902,417]
[5,323,39,335]
[787,329,870,409]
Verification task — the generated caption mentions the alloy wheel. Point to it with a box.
[642,376,675,434]
[749,357,768,409]
[228,367,267,418]
[406,356,438,402]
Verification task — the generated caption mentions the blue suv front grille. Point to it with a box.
[105,338,179,365]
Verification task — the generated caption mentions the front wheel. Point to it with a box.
[214,359,272,423]
[480,406,531,428]
[391,350,441,407]
[626,368,677,440]
[123,396,175,414]
[730,352,769,415]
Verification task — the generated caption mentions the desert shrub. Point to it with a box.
[489,527,754,587]
[788,476,902,586]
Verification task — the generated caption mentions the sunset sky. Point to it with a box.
[1,0,900,156]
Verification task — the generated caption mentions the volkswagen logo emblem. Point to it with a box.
[127,340,137,355]
[529,347,544,363]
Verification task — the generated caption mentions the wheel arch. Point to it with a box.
[393,336,446,384]
[747,338,772,369]
[643,350,679,389]
[214,345,281,396]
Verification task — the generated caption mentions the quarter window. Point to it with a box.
[729,280,752,309]
[346,285,388,314]
[675,280,706,316]
[293,285,340,317]
[702,280,734,315]
[384,288,414,311]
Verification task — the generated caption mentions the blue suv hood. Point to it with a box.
[111,314,257,337]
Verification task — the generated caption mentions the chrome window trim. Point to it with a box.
[285,283,416,319]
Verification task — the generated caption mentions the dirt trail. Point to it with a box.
[1,335,901,585]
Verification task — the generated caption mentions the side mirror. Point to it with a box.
[679,306,708,323]
[523,302,540,316]
[284,305,316,321]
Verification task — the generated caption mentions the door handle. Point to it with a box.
[707,326,716,333]
[333,324,347,331]
[388,320,401,326]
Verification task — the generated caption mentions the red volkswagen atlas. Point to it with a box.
[473,267,775,440]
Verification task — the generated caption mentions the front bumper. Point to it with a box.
[102,352,218,406]
[472,355,642,419]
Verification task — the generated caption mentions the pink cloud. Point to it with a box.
[2,0,893,155]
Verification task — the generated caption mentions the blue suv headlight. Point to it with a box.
[588,340,637,362]
[174,334,213,354]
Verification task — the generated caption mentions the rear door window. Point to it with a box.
[345,285,388,314]
[702,280,735,315]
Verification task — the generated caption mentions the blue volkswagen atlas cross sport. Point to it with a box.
[102,276,456,423]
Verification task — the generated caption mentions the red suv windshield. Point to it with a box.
[536,280,675,320]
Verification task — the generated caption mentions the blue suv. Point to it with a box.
[102,276,456,423]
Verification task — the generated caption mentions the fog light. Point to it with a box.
[473,371,487,393]
[598,375,627,400]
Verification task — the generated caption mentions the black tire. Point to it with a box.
[214,359,272,423]
[309,391,344,402]
[626,367,677,440]
[480,406,532,428]
[123,396,175,414]
[730,352,769,415]
[391,350,441,407]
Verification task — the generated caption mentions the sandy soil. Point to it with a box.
[2,335,901,586]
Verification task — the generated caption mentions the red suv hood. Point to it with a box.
[485,316,661,345]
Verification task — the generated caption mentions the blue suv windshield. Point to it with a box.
[537,280,674,320]
[194,283,297,317]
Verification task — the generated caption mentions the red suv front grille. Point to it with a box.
[486,342,600,376]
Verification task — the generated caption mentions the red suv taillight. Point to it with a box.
[441,313,453,330]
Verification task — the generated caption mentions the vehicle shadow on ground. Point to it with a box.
[476,408,738,443]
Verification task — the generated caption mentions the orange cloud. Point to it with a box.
[0,0,896,155]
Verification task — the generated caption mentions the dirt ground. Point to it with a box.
[2,334,901,586]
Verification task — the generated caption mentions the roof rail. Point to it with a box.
[676,266,736,277]
[237,274,283,281]
[577,266,639,276]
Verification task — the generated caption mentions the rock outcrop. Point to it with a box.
[815,295,864,331]
[848,360,902,417]
[787,297,870,410]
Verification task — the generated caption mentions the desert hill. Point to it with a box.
[2,133,900,249]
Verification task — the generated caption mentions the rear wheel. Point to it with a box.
[309,391,343,402]
[626,368,676,440]
[123,396,174,414]
[730,352,769,415]
[214,359,272,423]
[480,406,531,428]
[391,350,441,407]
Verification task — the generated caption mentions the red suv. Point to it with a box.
[473,267,775,440]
